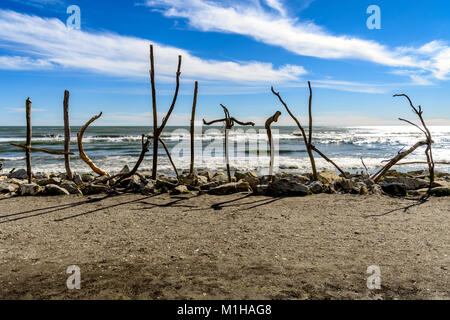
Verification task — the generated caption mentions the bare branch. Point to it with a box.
[77,112,110,177]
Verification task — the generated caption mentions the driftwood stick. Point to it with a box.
[308,81,313,145]
[63,90,73,180]
[150,45,182,180]
[265,111,282,177]
[10,143,74,155]
[203,118,226,126]
[190,81,198,176]
[361,157,369,176]
[271,87,318,180]
[25,98,32,183]
[383,161,450,166]
[310,145,348,178]
[116,134,151,184]
[77,112,110,177]
[159,137,180,182]
[371,140,428,182]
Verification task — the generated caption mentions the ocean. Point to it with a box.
[0,126,449,176]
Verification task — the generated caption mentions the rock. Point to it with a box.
[208,181,251,195]
[83,184,111,195]
[360,184,369,195]
[8,169,28,180]
[198,170,213,181]
[255,184,269,195]
[73,174,83,186]
[181,174,198,186]
[317,171,341,184]
[93,175,111,185]
[293,175,310,184]
[268,177,308,196]
[197,175,208,185]
[36,177,62,186]
[0,182,18,194]
[45,184,70,196]
[9,178,27,186]
[383,177,429,191]
[60,181,83,196]
[200,182,220,191]
[338,179,360,194]
[381,183,407,197]
[429,187,450,197]
[155,178,177,191]
[235,171,259,189]
[19,183,44,196]
[81,174,96,183]
[141,180,157,195]
[171,185,189,195]
[212,172,229,184]
[369,184,383,195]
[308,181,324,194]
[432,179,450,188]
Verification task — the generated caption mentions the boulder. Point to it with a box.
[234,171,260,189]
[171,185,189,195]
[212,172,229,184]
[308,181,324,194]
[119,165,130,175]
[0,182,18,194]
[60,181,83,196]
[9,169,28,180]
[36,177,62,186]
[429,187,450,197]
[197,175,208,185]
[141,180,157,195]
[155,179,177,191]
[83,184,111,195]
[381,183,407,197]
[45,184,70,196]
[198,170,213,181]
[267,177,308,196]
[317,171,341,184]
[9,178,27,186]
[208,181,251,195]
[19,183,44,196]
[81,174,96,183]
[383,177,429,191]
[73,174,83,186]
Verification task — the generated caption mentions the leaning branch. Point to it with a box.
[77,112,110,177]
[265,111,282,178]
[10,143,74,156]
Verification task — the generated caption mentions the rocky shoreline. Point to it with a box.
[1,166,449,198]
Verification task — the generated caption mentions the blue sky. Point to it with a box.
[0,0,449,126]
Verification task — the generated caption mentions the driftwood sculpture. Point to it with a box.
[203,104,255,182]
[150,44,181,180]
[371,94,435,188]
[10,97,74,183]
[265,111,282,178]
[190,81,199,176]
[271,82,347,180]
[77,112,110,177]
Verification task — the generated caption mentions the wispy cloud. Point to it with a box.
[145,0,450,81]
[0,55,54,70]
[0,9,306,84]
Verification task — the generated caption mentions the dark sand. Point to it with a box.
[0,193,448,300]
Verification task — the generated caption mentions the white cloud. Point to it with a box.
[0,55,54,70]
[0,9,306,83]
[146,0,450,80]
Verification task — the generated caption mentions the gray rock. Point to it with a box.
[9,178,27,186]
[338,179,360,194]
[73,174,83,186]
[381,183,407,197]
[83,184,111,195]
[155,179,177,191]
[255,184,269,195]
[0,182,18,194]
[171,185,189,195]
[9,169,28,180]
[198,170,213,181]
[45,184,70,196]
[60,181,83,196]
[212,172,229,184]
[197,175,208,185]
[81,174,96,183]
[36,177,62,186]
[120,165,130,175]
[383,177,429,190]
[208,181,251,195]
[268,178,308,196]
[19,183,44,196]
[141,180,157,195]
[200,182,220,191]
[317,171,341,184]
[429,187,450,197]
[308,181,324,194]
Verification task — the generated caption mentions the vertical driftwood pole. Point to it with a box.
[307,81,318,180]
[150,45,159,180]
[63,90,73,180]
[25,98,32,183]
[190,81,198,176]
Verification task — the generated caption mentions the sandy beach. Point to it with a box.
[0,192,448,300]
